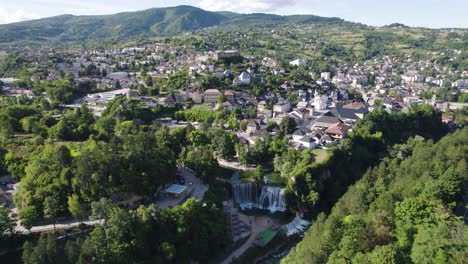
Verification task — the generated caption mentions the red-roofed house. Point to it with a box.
[325,123,351,139]
[224,90,235,101]
[343,102,367,110]
[217,101,233,112]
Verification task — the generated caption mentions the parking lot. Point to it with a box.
[155,165,208,208]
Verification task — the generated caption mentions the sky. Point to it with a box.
[0,0,467,28]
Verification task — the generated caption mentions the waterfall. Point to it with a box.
[282,216,311,236]
[258,186,287,213]
[232,182,258,208]
[232,183,286,213]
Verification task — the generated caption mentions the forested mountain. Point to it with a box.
[0,5,353,50]
[0,6,225,47]
[283,128,468,263]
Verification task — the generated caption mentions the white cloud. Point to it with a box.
[0,8,40,24]
[199,0,295,13]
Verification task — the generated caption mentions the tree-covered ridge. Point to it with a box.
[0,6,225,45]
[283,128,468,263]
[0,5,352,51]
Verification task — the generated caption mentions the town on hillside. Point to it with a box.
[0,19,466,264]
[1,44,466,148]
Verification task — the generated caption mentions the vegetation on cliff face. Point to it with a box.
[283,127,468,264]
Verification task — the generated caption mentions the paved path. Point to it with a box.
[15,219,103,234]
[220,214,274,264]
[218,158,255,171]
[221,231,259,264]
[6,181,103,234]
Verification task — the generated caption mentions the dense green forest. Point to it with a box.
[22,198,227,264]
[283,128,468,263]
[3,114,236,229]
[0,98,235,262]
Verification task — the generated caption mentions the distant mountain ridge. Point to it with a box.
[0,5,354,49]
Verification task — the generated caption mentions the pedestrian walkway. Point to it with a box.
[220,213,275,264]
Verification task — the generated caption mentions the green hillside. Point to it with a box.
[0,5,356,50]
[0,6,227,49]
[283,128,468,263]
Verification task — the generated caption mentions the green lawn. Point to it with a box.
[240,171,256,182]
[265,172,287,186]
[190,104,213,111]
[240,171,287,186]
[312,149,331,164]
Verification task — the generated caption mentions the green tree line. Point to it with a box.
[283,127,467,264]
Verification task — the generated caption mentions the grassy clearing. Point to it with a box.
[265,172,287,186]
[240,171,287,186]
[240,170,256,182]
[312,148,330,164]
[190,104,213,111]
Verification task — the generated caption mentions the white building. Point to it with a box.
[316,78,327,86]
[313,90,328,110]
[321,72,331,81]
[292,129,307,141]
[0,78,19,85]
[273,100,291,113]
[453,79,468,88]
[289,59,307,66]
[238,72,251,85]
[402,71,425,83]
[297,136,317,149]
[403,97,421,105]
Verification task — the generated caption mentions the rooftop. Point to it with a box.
[204,89,221,94]
[255,228,278,247]
[164,184,188,195]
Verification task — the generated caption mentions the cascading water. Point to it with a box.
[282,216,311,236]
[232,182,258,207]
[258,186,287,212]
[232,183,286,213]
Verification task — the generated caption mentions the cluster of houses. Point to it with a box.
[2,42,466,129]
[324,54,468,115]
[241,92,369,150]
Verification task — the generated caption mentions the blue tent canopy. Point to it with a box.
[165,184,187,195]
